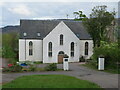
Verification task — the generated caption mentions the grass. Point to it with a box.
[3,67,63,73]
[2,75,100,88]
[0,85,2,89]
[82,63,120,74]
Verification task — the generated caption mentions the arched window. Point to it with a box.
[60,34,63,45]
[29,41,33,56]
[48,42,52,57]
[71,42,74,57]
[85,42,89,55]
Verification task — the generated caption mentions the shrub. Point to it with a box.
[33,61,43,64]
[2,67,10,72]
[2,65,22,72]
[29,65,37,71]
[91,41,120,69]
[79,56,85,62]
[22,67,29,72]
[45,63,57,71]
[12,65,23,72]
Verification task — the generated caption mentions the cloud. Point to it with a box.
[1,0,120,2]
[0,2,5,6]
[32,17,56,20]
[32,16,64,20]
[1,2,118,27]
[8,4,33,16]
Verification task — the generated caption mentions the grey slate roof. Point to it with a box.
[20,19,92,40]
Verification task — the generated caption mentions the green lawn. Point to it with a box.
[2,75,100,88]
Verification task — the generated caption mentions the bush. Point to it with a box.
[33,61,43,64]
[2,67,10,72]
[45,63,57,71]
[91,41,120,69]
[2,65,22,72]
[29,65,37,71]
[12,65,23,72]
[79,56,85,62]
[22,68,29,72]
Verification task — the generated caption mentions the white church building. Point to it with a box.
[19,19,93,63]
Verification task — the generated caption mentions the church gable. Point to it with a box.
[43,21,80,41]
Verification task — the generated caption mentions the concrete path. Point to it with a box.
[2,63,119,89]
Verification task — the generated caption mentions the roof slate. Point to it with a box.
[20,19,92,40]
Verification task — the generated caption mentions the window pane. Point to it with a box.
[71,42,74,51]
[71,42,74,57]
[49,42,52,51]
[48,42,52,57]
[85,49,88,55]
[29,49,33,55]
[48,52,52,57]
[60,34,63,45]
[71,52,74,57]
[29,41,33,56]
[29,41,33,46]
[85,42,88,55]
[60,40,63,45]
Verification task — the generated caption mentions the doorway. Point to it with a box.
[58,51,64,63]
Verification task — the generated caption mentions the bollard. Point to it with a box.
[98,56,104,70]
[63,54,69,71]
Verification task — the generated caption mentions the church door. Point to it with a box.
[58,51,64,63]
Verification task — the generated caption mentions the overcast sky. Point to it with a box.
[0,0,119,27]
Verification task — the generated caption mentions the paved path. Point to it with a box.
[2,63,119,89]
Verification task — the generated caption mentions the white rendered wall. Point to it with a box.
[43,21,80,63]
[19,39,43,62]
[19,39,25,61]
[79,40,93,59]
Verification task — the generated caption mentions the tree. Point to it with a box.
[74,5,115,47]
[118,26,120,48]
[73,11,87,21]
[2,32,19,58]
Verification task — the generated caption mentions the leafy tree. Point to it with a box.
[73,11,87,21]
[117,26,120,48]
[74,5,115,47]
[2,32,19,59]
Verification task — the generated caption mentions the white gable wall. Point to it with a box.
[43,21,80,63]
[19,39,25,61]
[19,39,43,62]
